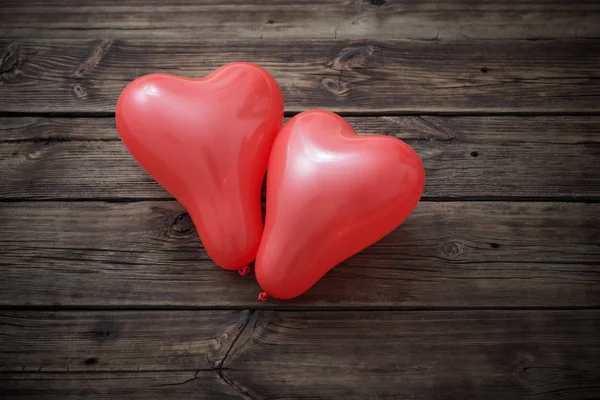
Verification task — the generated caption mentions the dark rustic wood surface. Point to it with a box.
[0,1,599,399]
[0,310,247,372]
[1,116,600,200]
[2,0,599,40]
[0,372,242,399]
[0,310,598,399]
[1,39,599,113]
[1,201,598,308]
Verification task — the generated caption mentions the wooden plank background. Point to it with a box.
[0,372,241,399]
[0,1,599,398]
[0,39,599,113]
[1,116,599,199]
[0,201,598,307]
[0,310,598,399]
[2,0,599,40]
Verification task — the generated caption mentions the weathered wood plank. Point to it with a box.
[3,115,600,143]
[0,310,246,372]
[1,39,599,113]
[224,310,600,399]
[1,310,599,399]
[0,371,241,399]
[1,0,599,40]
[2,116,599,199]
[0,117,118,141]
[0,201,598,307]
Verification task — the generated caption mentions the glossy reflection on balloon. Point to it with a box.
[116,63,284,271]
[256,110,425,299]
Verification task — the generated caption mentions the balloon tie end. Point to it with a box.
[258,292,269,301]
[238,265,251,276]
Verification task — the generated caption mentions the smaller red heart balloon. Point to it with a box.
[256,110,425,299]
[116,63,283,271]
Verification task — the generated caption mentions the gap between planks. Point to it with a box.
[3,111,600,120]
[1,305,599,312]
[2,197,600,203]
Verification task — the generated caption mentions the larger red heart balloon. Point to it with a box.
[116,63,284,271]
[256,110,425,299]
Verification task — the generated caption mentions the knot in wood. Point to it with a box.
[92,320,117,341]
[321,76,350,96]
[172,213,194,233]
[0,43,21,75]
[330,45,375,71]
[72,84,88,98]
[442,241,465,257]
[73,39,113,78]
[513,355,533,375]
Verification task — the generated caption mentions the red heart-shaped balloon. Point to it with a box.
[256,110,425,299]
[116,63,284,270]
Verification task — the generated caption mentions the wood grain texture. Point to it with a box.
[0,201,598,307]
[1,39,599,113]
[224,310,600,399]
[3,115,600,143]
[0,310,248,372]
[1,310,598,399]
[1,2,599,399]
[1,0,599,40]
[2,116,599,199]
[0,117,119,141]
[0,371,242,399]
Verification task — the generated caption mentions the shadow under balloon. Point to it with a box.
[157,202,429,306]
[281,216,426,307]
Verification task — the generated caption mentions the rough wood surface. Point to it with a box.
[0,371,242,399]
[1,201,598,308]
[1,0,599,40]
[0,310,246,372]
[1,310,598,399]
[3,115,600,143]
[2,116,599,199]
[1,2,599,399]
[225,310,600,399]
[1,39,599,113]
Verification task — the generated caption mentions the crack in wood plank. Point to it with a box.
[215,310,255,369]
[213,310,259,399]
[155,369,200,387]
[219,370,259,400]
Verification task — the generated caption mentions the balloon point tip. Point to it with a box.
[258,292,269,301]
[238,265,251,276]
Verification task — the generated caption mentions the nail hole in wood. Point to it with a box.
[490,243,500,249]
[72,84,87,98]
[84,357,98,365]
[94,330,111,339]
[470,151,479,157]
[480,67,489,73]
[266,19,275,24]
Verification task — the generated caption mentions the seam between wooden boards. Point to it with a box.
[2,111,600,120]
[0,305,598,312]
[2,197,600,203]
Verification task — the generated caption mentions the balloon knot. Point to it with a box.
[258,292,269,301]
[238,265,251,276]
